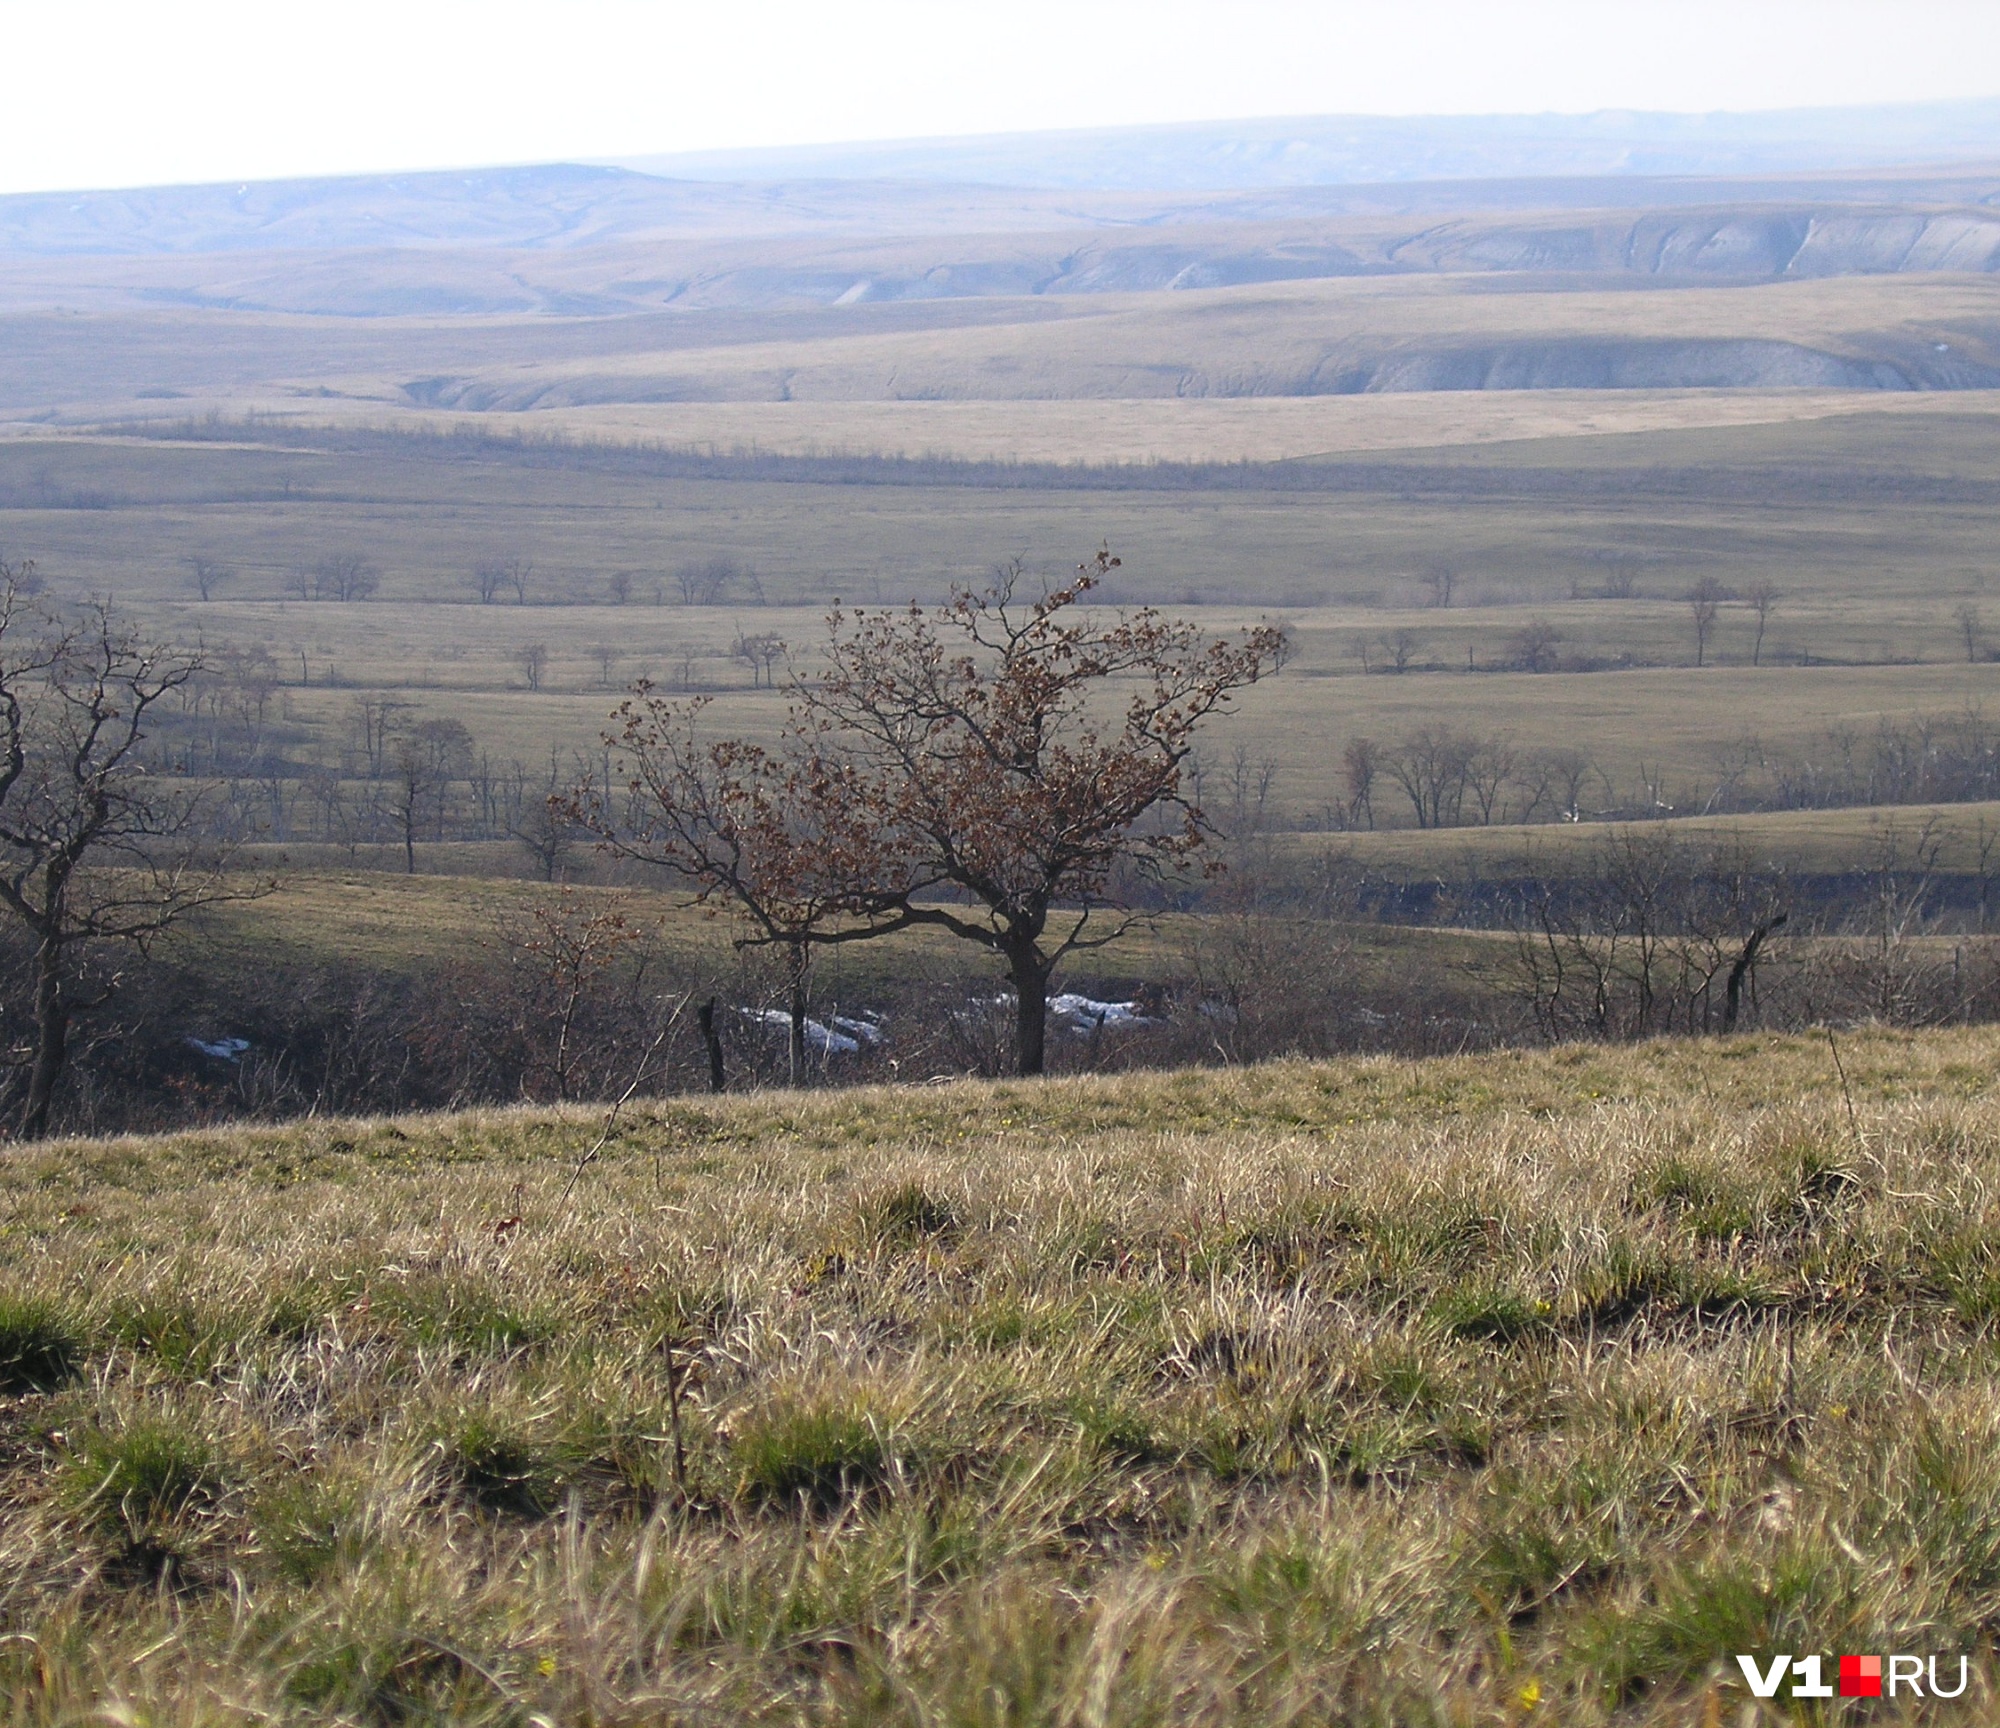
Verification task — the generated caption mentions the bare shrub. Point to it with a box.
[1505,830,1794,1042]
[1507,619,1562,673]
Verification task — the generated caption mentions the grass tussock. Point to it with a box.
[0,1296,80,1392]
[5,1026,2000,1720]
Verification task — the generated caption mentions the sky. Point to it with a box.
[6,0,2000,196]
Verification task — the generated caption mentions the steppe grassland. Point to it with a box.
[6,401,2000,828]
[284,272,2000,408]
[5,1029,2000,1722]
[182,872,1510,1020]
[260,385,2000,466]
[15,271,1998,425]
[1320,798,2000,879]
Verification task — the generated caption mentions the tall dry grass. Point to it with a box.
[2,1029,1999,1722]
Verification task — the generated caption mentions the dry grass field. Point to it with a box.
[283,273,2000,409]
[4,1027,2000,1722]
[1319,800,2000,879]
[10,263,2000,421]
[259,387,1997,467]
[6,399,2000,834]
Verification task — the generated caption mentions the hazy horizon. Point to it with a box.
[12,0,2000,198]
[3,96,1999,206]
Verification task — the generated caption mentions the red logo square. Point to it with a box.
[1840,1655,1882,1698]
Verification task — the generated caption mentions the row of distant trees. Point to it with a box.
[176,699,2000,882]
[189,550,1998,674]
[145,638,2000,864]
[184,553,767,607]
[1329,708,2000,833]
[1352,587,1782,674]
[1357,582,1797,671]
[146,661,2000,876]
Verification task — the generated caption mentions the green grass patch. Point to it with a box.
[0,1296,81,1392]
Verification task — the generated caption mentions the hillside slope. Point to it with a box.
[3,1029,1998,1721]
[13,191,2000,322]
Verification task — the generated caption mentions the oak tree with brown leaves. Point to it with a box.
[601,550,1286,1078]
[803,551,1286,1073]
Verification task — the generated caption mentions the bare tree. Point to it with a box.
[1382,628,1422,673]
[1539,748,1595,822]
[1212,743,1278,841]
[1507,830,1791,1043]
[1,561,44,601]
[1422,564,1458,609]
[517,642,550,692]
[1342,736,1380,829]
[389,717,473,873]
[1465,736,1517,824]
[512,748,588,882]
[311,554,381,603]
[1384,726,1480,829]
[1686,577,1728,667]
[184,556,230,602]
[0,574,268,1136]
[219,642,279,762]
[1956,601,1984,664]
[348,695,413,779]
[589,643,621,689]
[1815,816,1963,1025]
[734,632,785,689]
[606,571,634,606]
[1596,560,1639,601]
[473,889,646,1102]
[1746,582,1781,667]
[472,558,531,604]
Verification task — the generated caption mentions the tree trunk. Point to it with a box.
[786,943,809,1084]
[697,998,726,1093]
[20,935,67,1140]
[1723,915,1786,1032]
[1008,945,1051,1077]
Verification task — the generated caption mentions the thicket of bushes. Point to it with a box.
[8,823,2000,1137]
